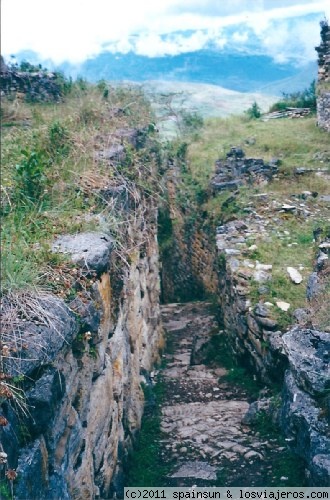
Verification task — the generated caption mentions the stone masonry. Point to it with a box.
[316,20,330,131]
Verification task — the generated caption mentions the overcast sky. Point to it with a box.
[1,0,329,64]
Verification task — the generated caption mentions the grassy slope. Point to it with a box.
[1,85,329,327]
[186,115,330,328]
[1,84,157,295]
[143,80,277,139]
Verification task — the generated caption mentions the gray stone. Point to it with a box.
[276,301,290,312]
[316,252,328,270]
[268,331,285,354]
[3,295,78,378]
[306,272,321,300]
[281,372,330,485]
[225,248,241,256]
[242,399,270,425]
[69,296,101,333]
[253,270,271,283]
[15,437,70,500]
[280,205,296,212]
[319,195,330,203]
[293,308,310,325]
[255,316,278,330]
[244,450,263,460]
[227,147,245,159]
[170,461,217,480]
[254,303,271,317]
[212,180,241,191]
[52,232,114,273]
[310,455,330,486]
[27,368,65,435]
[97,144,125,162]
[282,328,330,396]
[287,267,303,284]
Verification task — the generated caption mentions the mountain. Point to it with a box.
[11,48,317,97]
[68,50,316,95]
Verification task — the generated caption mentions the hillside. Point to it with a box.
[0,71,329,495]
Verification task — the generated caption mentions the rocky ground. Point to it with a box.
[154,302,306,487]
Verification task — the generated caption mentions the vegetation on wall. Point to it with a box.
[269,80,317,112]
[1,76,163,296]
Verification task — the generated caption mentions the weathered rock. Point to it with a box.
[281,371,330,485]
[16,437,71,500]
[316,21,330,132]
[293,308,310,324]
[255,316,278,330]
[26,367,66,436]
[253,269,271,283]
[69,295,101,333]
[171,461,217,480]
[3,295,78,377]
[280,205,296,213]
[287,267,303,284]
[2,202,162,499]
[310,455,330,486]
[52,232,114,274]
[211,148,278,192]
[254,303,271,317]
[276,301,290,312]
[282,328,330,397]
[0,63,63,102]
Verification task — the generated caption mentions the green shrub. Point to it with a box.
[246,101,262,119]
[181,110,204,133]
[14,149,49,202]
[47,121,70,158]
[270,81,316,112]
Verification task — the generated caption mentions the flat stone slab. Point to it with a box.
[162,319,190,331]
[52,232,114,273]
[170,461,217,480]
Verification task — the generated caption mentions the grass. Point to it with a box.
[252,411,307,486]
[1,83,161,296]
[187,115,330,189]
[125,380,170,486]
[184,114,330,328]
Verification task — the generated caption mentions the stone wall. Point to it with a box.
[0,208,163,498]
[316,21,330,131]
[160,165,218,303]
[0,56,63,102]
[161,148,330,485]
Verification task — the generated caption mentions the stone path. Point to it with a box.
[157,302,299,487]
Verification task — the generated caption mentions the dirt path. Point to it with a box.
[157,302,303,487]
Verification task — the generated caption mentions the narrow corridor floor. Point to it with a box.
[157,302,304,487]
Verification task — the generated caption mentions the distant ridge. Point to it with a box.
[11,49,317,96]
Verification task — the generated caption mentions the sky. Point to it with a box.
[1,0,329,65]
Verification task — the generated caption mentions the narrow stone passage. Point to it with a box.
[157,302,303,487]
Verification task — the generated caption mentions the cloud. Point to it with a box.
[1,0,329,63]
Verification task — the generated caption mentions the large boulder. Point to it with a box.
[282,328,330,397]
[281,371,330,486]
[2,294,78,378]
[52,232,114,274]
